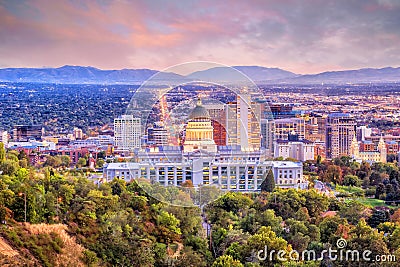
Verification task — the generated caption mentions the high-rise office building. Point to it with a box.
[13,125,43,141]
[114,115,141,152]
[147,122,168,147]
[261,119,275,157]
[269,103,295,119]
[274,118,305,141]
[356,126,372,141]
[226,94,261,151]
[326,113,356,159]
[203,103,227,146]
[73,127,84,140]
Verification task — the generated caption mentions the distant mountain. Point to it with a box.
[0,65,399,84]
[0,65,185,84]
[187,66,298,82]
[283,67,400,84]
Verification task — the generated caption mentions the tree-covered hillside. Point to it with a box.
[1,144,400,266]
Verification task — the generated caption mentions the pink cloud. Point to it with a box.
[0,0,399,72]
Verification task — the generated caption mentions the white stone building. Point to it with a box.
[273,139,315,161]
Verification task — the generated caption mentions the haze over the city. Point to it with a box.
[1,0,400,74]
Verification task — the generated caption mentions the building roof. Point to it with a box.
[275,139,314,144]
[271,161,302,168]
[188,98,211,120]
[273,117,303,123]
[105,162,140,170]
[327,113,351,118]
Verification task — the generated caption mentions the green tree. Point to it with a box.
[96,158,105,168]
[212,255,243,267]
[368,208,390,228]
[60,155,71,167]
[175,247,207,267]
[343,175,362,187]
[77,157,87,168]
[156,210,182,242]
[324,165,343,184]
[81,250,98,267]
[319,215,348,243]
[243,226,290,266]
[44,156,62,168]
[0,160,19,176]
[241,209,282,235]
[261,170,275,192]
[338,200,371,225]
[0,142,6,163]
[348,218,390,266]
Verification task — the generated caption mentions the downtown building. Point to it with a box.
[113,115,141,153]
[147,122,168,147]
[104,98,308,191]
[350,135,387,163]
[273,117,306,141]
[0,130,8,146]
[226,94,261,151]
[203,102,227,146]
[273,134,315,161]
[12,125,43,141]
[325,113,356,159]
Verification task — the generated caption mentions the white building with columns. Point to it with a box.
[103,99,307,191]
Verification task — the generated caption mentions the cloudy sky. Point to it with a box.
[1,0,399,74]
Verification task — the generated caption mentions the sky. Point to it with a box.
[0,0,400,74]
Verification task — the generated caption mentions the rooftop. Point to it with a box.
[188,98,211,120]
[327,113,352,118]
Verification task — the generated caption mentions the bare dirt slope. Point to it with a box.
[26,223,85,267]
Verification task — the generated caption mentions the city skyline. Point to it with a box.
[1,0,400,74]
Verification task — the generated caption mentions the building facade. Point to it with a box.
[103,98,308,191]
[0,130,8,146]
[261,119,275,157]
[325,113,356,159]
[226,94,261,151]
[13,125,43,141]
[203,103,227,146]
[183,99,217,153]
[114,115,141,152]
[350,135,387,163]
[147,122,168,147]
[274,139,315,161]
[103,151,307,191]
[274,118,305,141]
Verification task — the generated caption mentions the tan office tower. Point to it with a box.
[226,94,261,151]
[326,113,356,159]
[73,127,83,140]
[114,115,141,152]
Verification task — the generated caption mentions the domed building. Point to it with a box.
[183,98,217,153]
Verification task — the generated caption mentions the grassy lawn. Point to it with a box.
[335,185,364,194]
[354,197,397,209]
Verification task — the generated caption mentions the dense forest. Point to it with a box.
[1,143,400,266]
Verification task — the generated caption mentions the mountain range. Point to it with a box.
[0,65,399,84]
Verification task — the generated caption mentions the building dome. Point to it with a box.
[188,98,210,120]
